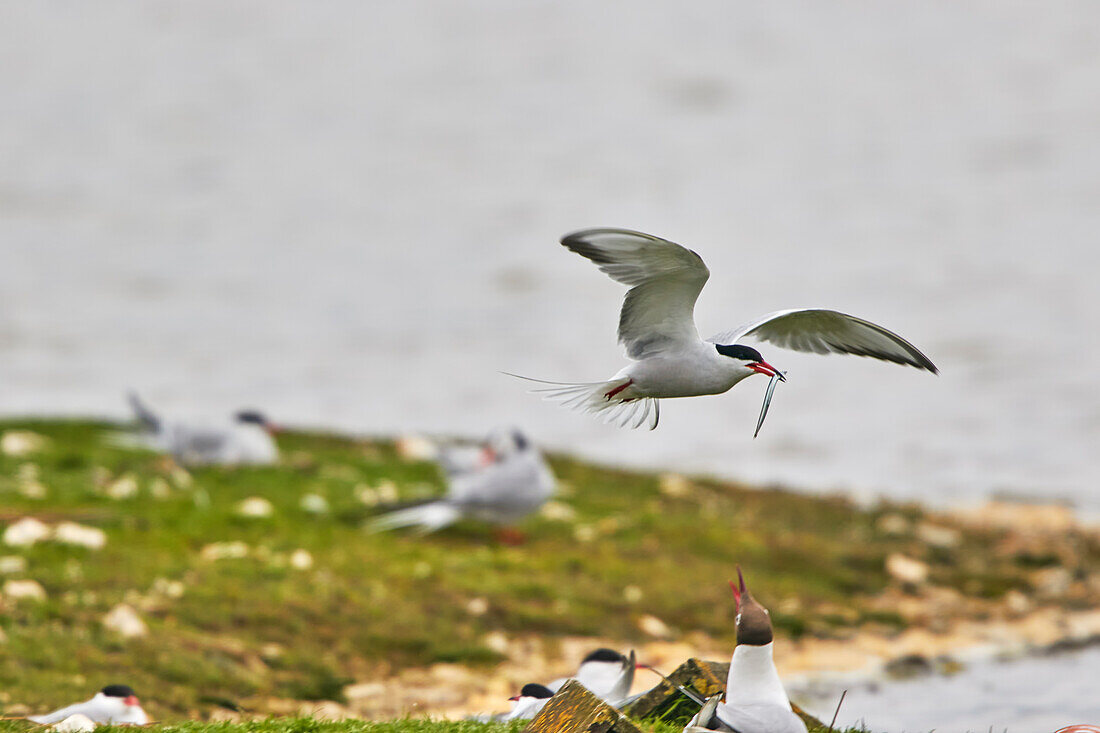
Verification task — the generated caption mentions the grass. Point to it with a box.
[0,419,1092,726]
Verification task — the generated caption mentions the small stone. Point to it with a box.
[149,477,172,500]
[1,430,47,456]
[299,493,329,514]
[103,603,148,638]
[50,714,96,732]
[876,513,912,536]
[0,556,27,574]
[1004,589,1031,615]
[18,480,48,500]
[465,597,490,616]
[260,642,284,660]
[170,466,193,488]
[289,549,313,570]
[623,585,643,604]
[658,473,692,498]
[235,496,274,518]
[200,541,250,561]
[482,631,509,654]
[3,579,47,602]
[208,709,242,723]
[573,525,596,543]
[105,474,139,500]
[916,522,961,548]
[53,522,107,551]
[540,501,576,522]
[637,614,673,639]
[886,553,929,585]
[1033,567,1072,597]
[3,517,51,547]
[395,434,438,461]
[152,577,185,599]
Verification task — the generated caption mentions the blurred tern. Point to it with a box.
[127,392,279,466]
[515,228,936,431]
[28,684,150,726]
[684,568,806,733]
[504,683,555,721]
[548,648,636,706]
[368,428,554,535]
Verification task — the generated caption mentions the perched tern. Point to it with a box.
[684,568,806,733]
[548,648,636,706]
[367,428,555,534]
[28,684,150,726]
[517,228,936,431]
[127,392,279,466]
[503,683,555,721]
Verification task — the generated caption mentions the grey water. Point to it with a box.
[2,2,1099,728]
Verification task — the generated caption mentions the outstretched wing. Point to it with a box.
[562,228,710,359]
[708,309,937,373]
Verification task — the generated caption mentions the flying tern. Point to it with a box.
[684,568,807,733]
[517,228,936,431]
[127,392,280,466]
[367,428,555,534]
[28,684,150,726]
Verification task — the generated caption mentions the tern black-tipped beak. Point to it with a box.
[748,361,785,381]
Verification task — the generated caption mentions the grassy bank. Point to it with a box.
[0,419,1095,724]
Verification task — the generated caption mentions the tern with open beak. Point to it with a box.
[513,228,936,432]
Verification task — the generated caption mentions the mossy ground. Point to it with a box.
[0,419,1089,726]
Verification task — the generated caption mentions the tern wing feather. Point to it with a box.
[708,309,937,373]
[562,229,710,359]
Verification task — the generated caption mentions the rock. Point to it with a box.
[658,473,693,498]
[540,501,577,522]
[300,494,329,514]
[152,577,185,599]
[1004,589,1031,615]
[3,517,51,547]
[53,522,107,551]
[916,522,961,548]
[955,500,1077,534]
[208,709,242,723]
[299,700,353,721]
[886,553,929,585]
[623,585,644,604]
[201,541,250,560]
[236,496,274,518]
[3,579,47,602]
[395,434,438,461]
[0,556,28,574]
[0,430,47,456]
[170,466,193,488]
[103,603,148,638]
[573,525,596,543]
[19,480,48,500]
[1033,567,1073,597]
[524,679,641,733]
[482,631,509,654]
[50,714,96,732]
[289,549,313,570]
[149,477,172,500]
[637,614,674,639]
[105,474,139,500]
[465,597,489,616]
[876,513,912,536]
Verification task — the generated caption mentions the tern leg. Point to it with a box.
[604,379,634,401]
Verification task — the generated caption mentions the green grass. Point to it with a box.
[0,419,1090,725]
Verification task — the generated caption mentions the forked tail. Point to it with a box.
[366,500,462,534]
[127,391,161,433]
[502,373,660,430]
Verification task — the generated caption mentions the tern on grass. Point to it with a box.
[28,685,149,726]
[513,228,937,432]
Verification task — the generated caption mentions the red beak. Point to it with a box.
[265,424,284,436]
[508,695,520,702]
[124,696,139,707]
[729,565,747,609]
[748,361,785,380]
[480,447,496,466]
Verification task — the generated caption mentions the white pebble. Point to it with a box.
[0,556,27,574]
[299,494,329,514]
[3,578,47,601]
[3,518,51,547]
[1,431,46,456]
[53,522,107,551]
[103,603,148,638]
[289,549,314,570]
[235,496,274,518]
[200,541,250,561]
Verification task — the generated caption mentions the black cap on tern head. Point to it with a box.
[100,684,137,698]
[729,566,773,647]
[519,683,554,699]
[582,648,626,664]
[234,410,268,426]
[511,430,528,451]
[715,344,764,362]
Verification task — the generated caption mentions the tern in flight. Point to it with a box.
[515,228,936,431]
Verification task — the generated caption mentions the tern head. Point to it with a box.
[728,566,773,647]
[483,427,530,463]
[235,410,280,434]
[509,683,554,702]
[100,684,140,707]
[714,344,786,382]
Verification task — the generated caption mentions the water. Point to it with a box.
[2,3,1099,727]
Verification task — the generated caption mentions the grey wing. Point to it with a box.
[447,451,554,520]
[562,229,710,360]
[436,443,485,477]
[708,309,937,373]
[715,703,808,733]
[170,425,232,464]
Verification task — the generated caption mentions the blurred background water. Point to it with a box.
[2,3,1099,729]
